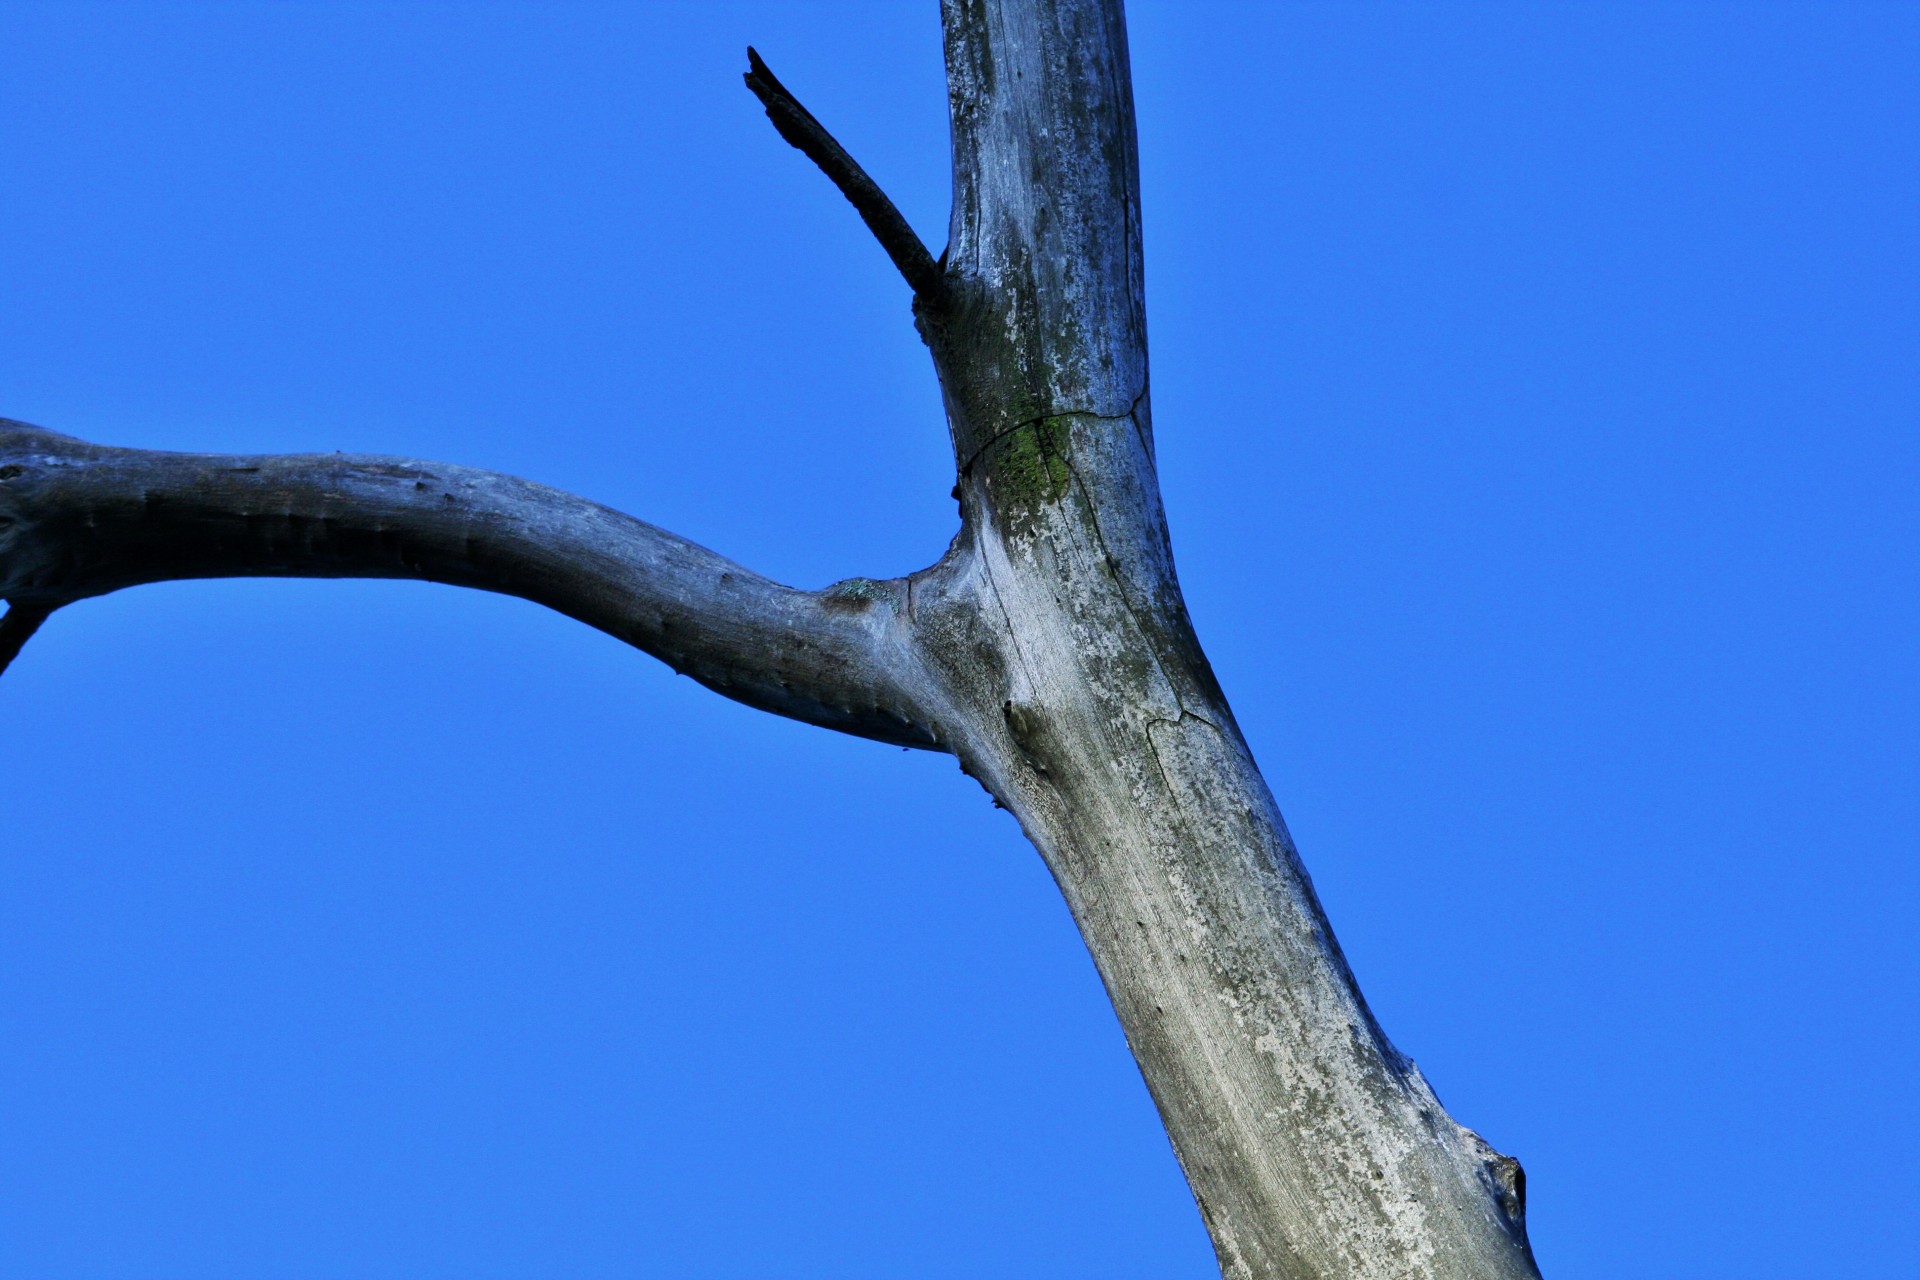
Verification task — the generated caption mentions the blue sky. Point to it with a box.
[2,3,1914,1276]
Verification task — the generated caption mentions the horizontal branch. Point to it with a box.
[0,420,942,749]
[743,46,942,299]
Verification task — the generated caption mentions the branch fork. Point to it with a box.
[1,23,1542,1280]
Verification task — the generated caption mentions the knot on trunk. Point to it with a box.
[1002,698,1055,777]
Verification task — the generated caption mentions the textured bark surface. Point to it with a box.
[1,3,1541,1277]
[907,6,1539,1275]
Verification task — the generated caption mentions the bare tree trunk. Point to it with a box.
[907,4,1538,1276]
[1,3,1540,1277]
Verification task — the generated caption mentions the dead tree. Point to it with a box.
[0,3,1540,1277]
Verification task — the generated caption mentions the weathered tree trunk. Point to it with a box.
[0,3,1540,1276]
[910,5,1538,1276]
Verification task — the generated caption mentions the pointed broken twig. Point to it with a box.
[743,46,942,300]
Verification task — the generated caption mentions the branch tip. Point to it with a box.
[742,45,942,299]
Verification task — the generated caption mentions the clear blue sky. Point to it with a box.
[2,3,1914,1277]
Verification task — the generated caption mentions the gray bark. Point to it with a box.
[0,3,1542,1277]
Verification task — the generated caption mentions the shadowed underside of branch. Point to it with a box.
[1,4,1543,1278]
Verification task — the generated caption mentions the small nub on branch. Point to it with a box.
[742,46,942,300]
[0,600,56,679]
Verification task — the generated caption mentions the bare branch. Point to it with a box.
[0,420,941,749]
[742,46,942,299]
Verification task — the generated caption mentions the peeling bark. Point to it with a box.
[1,3,1541,1277]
